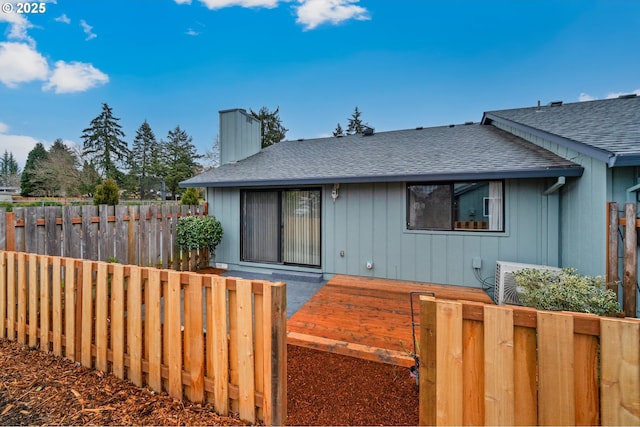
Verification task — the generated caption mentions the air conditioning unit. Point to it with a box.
[494,261,562,305]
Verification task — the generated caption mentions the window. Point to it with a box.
[241,188,321,267]
[407,181,504,231]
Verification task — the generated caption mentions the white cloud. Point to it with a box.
[80,19,97,41]
[606,89,640,99]
[175,0,193,3]
[579,89,640,102]
[196,0,280,8]
[579,92,596,102]
[296,0,369,30]
[0,8,35,44]
[55,14,71,24]
[0,128,39,168]
[0,42,48,88]
[186,28,200,36]
[43,61,109,94]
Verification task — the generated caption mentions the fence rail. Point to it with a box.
[0,204,208,270]
[418,296,640,426]
[0,250,287,425]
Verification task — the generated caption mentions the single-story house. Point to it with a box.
[181,96,640,303]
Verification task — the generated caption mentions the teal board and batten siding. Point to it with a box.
[492,121,610,277]
[206,179,562,288]
[323,180,560,287]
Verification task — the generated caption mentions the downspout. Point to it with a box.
[543,176,565,195]
[544,177,565,267]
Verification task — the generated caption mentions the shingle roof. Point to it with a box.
[483,95,640,166]
[182,123,582,188]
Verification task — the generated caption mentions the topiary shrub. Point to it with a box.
[176,215,223,255]
[93,178,120,206]
[181,187,200,206]
[513,268,621,316]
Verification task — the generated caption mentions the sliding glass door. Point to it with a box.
[241,188,321,267]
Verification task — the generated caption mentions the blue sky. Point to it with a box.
[1,0,639,169]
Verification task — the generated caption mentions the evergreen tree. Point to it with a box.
[332,123,345,137]
[93,178,120,206]
[130,120,159,199]
[250,106,288,148]
[78,160,102,197]
[157,126,202,198]
[346,106,365,135]
[0,150,20,188]
[81,103,129,183]
[20,143,48,196]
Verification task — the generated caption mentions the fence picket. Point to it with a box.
[111,263,125,379]
[484,305,514,426]
[28,254,38,348]
[147,268,162,392]
[537,311,576,426]
[236,279,256,424]
[186,273,205,403]
[45,207,60,256]
[95,262,109,371]
[127,265,143,387]
[462,317,484,426]
[81,259,93,368]
[0,208,5,250]
[574,332,600,425]
[0,251,6,338]
[513,324,537,425]
[600,318,640,426]
[211,275,229,415]
[17,252,27,344]
[52,256,62,356]
[166,271,183,400]
[7,251,15,340]
[39,256,49,351]
[64,258,76,360]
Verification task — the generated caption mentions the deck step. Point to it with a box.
[271,270,324,283]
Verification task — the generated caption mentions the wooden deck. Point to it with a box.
[287,274,493,367]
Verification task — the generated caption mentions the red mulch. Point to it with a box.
[0,339,419,425]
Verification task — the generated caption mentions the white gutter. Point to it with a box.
[543,176,566,195]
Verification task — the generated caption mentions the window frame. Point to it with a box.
[240,187,322,268]
[406,180,505,232]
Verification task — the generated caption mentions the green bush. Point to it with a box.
[176,215,223,254]
[93,178,120,206]
[181,188,200,206]
[513,268,621,316]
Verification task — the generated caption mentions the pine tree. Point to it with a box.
[81,103,129,183]
[78,161,102,197]
[346,106,365,135]
[157,126,202,198]
[130,120,159,199]
[332,123,345,137]
[0,150,20,188]
[250,106,288,148]
[20,143,48,196]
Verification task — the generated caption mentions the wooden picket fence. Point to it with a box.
[0,204,208,270]
[418,296,640,426]
[0,250,287,425]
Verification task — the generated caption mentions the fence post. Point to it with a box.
[607,202,619,298]
[623,203,638,317]
[267,282,287,426]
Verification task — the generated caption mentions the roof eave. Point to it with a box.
[608,153,640,167]
[180,167,584,188]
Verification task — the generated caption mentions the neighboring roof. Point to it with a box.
[482,95,640,167]
[182,123,582,188]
